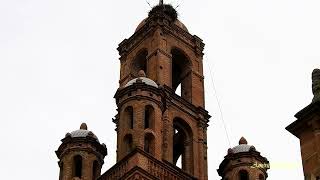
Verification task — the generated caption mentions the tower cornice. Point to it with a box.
[114,82,164,108]
[286,101,320,137]
[56,136,107,161]
[161,85,210,131]
[117,15,204,58]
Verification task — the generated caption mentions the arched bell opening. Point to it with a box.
[73,155,83,178]
[171,48,192,100]
[172,117,194,174]
[131,49,148,78]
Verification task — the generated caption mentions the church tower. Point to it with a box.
[99,3,210,180]
[286,69,320,180]
[56,123,108,180]
[217,137,269,180]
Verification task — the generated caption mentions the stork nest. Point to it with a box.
[148,4,178,21]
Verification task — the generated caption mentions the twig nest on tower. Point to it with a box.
[149,4,178,21]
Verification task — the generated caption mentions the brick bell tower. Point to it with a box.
[286,69,320,180]
[99,3,210,180]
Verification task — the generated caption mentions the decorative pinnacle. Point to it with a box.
[312,69,320,102]
[80,123,88,130]
[138,70,146,77]
[159,0,164,5]
[239,137,248,145]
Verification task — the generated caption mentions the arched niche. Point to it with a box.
[171,48,192,100]
[144,105,155,130]
[123,106,134,129]
[131,49,148,77]
[172,117,194,174]
[144,132,155,155]
[123,134,133,154]
[92,160,99,180]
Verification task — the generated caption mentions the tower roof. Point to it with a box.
[229,137,256,154]
[135,18,188,32]
[68,123,99,142]
[56,123,107,159]
[124,70,158,88]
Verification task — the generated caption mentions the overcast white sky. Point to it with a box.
[0,0,319,179]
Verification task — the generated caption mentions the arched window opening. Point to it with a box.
[92,160,99,180]
[132,50,148,77]
[259,174,264,180]
[173,126,186,169]
[144,105,154,129]
[239,170,249,180]
[59,162,63,180]
[172,117,193,173]
[144,133,155,155]
[124,106,134,129]
[73,155,82,178]
[124,134,133,154]
[171,48,192,100]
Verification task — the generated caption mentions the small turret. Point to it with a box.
[56,123,107,180]
[218,137,269,180]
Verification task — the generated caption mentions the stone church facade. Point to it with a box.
[55,3,319,180]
